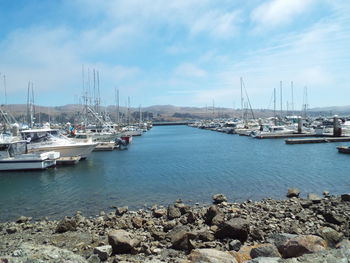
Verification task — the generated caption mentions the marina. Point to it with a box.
[1,125,350,222]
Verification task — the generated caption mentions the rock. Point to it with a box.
[323,191,330,197]
[131,217,143,229]
[229,240,242,251]
[16,216,30,224]
[87,254,101,263]
[188,248,238,263]
[197,230,215,242]
[269,234,327,258]
[323,212,346,225]
[93,245,112,261]
[215,218,250,243]
[167,205,181,220]
[175,202,190,214]
[246,258,281,263]
[6,226,18,234]
[187,211,196,223]
[0,243,88,262]
[233,245,264,262]
[115,206,128,216]
[282,247,350,262]
[307,193,322,203]
[286,188,300,198]
[55,217,77,233]
[336,239,350,249]
[341,194,350,202]
[108,230,140,254]
[318,227,344,247]
[150,228,166,241]
[153,209,166,218]
[212,194,227,204]
[250,244,281,258]
[168,226,196,251]
[204,205,223,225]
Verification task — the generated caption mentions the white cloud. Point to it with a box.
[251,0,315,30]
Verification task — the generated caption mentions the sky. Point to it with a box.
[0,0,349,109]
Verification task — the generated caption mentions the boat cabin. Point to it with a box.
[0,141,28,159]
[20,129,61,143]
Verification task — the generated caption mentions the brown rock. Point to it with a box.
[188,249,238,263]
[55,217,77,233]
[286,188,300,198]
[215,218,250,243]
[108,230,140,254]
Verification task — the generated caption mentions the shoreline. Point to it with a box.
[1,190,350,262]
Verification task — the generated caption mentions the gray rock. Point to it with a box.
[188,248,238,263]
[318,227,344,247]
[307,193,322,203]
[55,217,77,233]
[197,230,215,242]
[324,212,346,225]
[16,216,30,224]
[115,206,128,216]
[212,194,227,204]
[246,257,281,263]
[153,208,166,218]
[250,244,281,258]
[6,226,18,234]
[205,205,223,225]
[286,188,300,198]
[93,245,112,261]
[215,218,250,242]
[167,205,181,220]
[229,240,242,251]
[0,243,87,262]
[108,230,140,254]
[87,254,101,263]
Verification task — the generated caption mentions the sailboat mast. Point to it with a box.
[280,80,282,117]
[291,81,294,116]
[274,87,276,125]
[240,77,243,120]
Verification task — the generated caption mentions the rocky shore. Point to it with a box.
[1,190,350,263]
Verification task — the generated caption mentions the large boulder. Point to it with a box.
[318,227,344,247]
[168,226,196,251]
[188,249,238,263]
[0,243,87,262]
[205,205,223,225]
[115,206,128,216]
[108,230,140,254]
[286,188,300,198]
[269,234,327,258]
[215,218,250,243]
[250,244,281,258]
[307,193,322,203]
[55,217,77,233]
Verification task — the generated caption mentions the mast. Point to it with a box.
[240,77,243,120]
[280,80,282,117]
[139,104,142,124]
[3,75,7,106]
[115,88,120,124]
[291,81,294,116]
[274,87,276,125]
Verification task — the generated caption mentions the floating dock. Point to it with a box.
[254,133,318,139]
[285,137,350,145]
[56,156,81,165]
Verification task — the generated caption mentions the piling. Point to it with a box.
[297,117,302,134]
[333,115,342,137]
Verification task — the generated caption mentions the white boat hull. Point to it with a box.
[27,143,97,159]
[0,159,56,171]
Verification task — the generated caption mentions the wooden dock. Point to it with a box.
[255,133,317,139]
[285,137,350,145]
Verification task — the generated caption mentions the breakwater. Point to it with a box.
[1,192,349,262]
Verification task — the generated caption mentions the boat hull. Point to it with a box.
[0,159,56,171]
[27,143,97,158]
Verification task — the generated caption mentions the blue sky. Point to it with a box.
[0,0,349,109]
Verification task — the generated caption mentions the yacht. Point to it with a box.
[0,140,60,171]
[20,129,97,159]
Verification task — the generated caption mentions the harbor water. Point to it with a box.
[0,125,349,221]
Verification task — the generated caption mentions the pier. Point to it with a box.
[153,121,194,126]
[285,137,350,144]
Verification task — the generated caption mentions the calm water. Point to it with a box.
[1,125,349,221]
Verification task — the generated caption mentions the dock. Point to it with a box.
[56,156,81,165]
[285,137,350,145]
[254,133,318,139]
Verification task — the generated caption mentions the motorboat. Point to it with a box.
[0,140,60,171]
[20,129,97,159]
